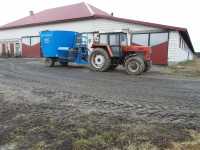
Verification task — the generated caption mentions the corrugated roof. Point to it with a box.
[0,2,110,29]
[0,2,194,52]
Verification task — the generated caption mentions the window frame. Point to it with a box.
[131,32,169,47]
[109,33,120,46]
[131,33,150,46]
[149,32,169,46]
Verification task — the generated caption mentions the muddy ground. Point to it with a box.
[0,58,200,150]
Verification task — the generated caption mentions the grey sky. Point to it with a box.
[0,0,199,52]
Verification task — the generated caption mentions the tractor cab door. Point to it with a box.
[108,33,121,57]
[108,33,127,57]
[99,33,127,58]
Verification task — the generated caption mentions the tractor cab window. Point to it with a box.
[109,34,120,46]
[120,33,128,46]
[99,34,108,44]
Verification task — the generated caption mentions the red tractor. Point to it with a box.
[89,32,152,75]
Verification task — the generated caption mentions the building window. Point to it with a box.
[22,37,31,46]
[132,33,149,46]
[30,37,40,46]
[179,36,188,49]
[150,33,168,46]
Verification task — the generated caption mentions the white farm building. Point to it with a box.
[0,2,195,65]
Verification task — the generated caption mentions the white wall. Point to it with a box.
[168,31,194,64]
[0,19,162,40]
[0,43,2,55]
[0,18,162,56]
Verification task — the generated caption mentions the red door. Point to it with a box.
[151,42,168,65]
[2,44,6,56]
[22,37,41,58]
[10,43,15,57]
[150,33,169,65]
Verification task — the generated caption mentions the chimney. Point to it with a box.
[29,10,34,16]
[111,12,114,16]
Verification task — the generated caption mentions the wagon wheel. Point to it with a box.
[45,58,55,67]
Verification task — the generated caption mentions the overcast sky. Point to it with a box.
[0,0,199,52]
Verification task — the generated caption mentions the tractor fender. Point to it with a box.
[92,44,113,57]
[124,53,137,61]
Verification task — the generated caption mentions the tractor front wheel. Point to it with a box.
[89,48,111,72]
[125,56,145,75]
[45,58,55,67]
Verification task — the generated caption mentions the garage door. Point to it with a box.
[2,43,6,56]
[150,33,168,65]
[22,36,41,58]
[10,43,15,57]
[132,32,169,65]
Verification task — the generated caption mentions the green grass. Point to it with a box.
[2,113,200,150]
[166,59,200,77]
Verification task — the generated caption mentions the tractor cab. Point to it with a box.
[93,32,128,58]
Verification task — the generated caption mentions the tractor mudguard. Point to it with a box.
[124,53,137,61]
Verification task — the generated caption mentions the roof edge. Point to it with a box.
[0,13,187,32]
[84,2,94,15]
[0,16,97,30]
[94,14,187,31]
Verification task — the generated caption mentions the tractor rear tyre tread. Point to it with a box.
[89,48,111,72]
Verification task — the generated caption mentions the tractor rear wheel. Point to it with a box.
[125,56,145,75]
[89,48,111,72]
[45,58,55,67]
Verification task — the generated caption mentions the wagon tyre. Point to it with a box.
[45,58,55,67]
[59,61,68,66]
[89,48,111,72]
[125,56,145,75]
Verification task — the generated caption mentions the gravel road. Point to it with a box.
[0,58,200,149]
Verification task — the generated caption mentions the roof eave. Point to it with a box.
[94,15,187,31]
[0,16,96,31]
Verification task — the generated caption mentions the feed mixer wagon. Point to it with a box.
[40,30,88,67]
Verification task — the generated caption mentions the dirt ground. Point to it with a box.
[0,58,200,150]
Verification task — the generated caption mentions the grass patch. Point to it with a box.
[2,112,200,150]
[170,130,200,150]
[166,59,200,77]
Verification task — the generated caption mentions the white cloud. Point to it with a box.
[0,0,199,51]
